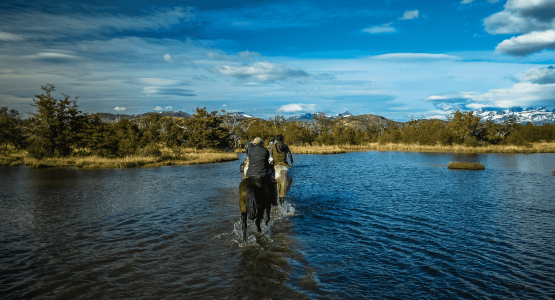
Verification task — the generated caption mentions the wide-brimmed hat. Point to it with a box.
[253,137,263,145]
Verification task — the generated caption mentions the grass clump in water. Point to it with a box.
[448,162,485,170]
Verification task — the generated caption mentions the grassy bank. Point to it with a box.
[0,147,239,169]
[289,142,555,154]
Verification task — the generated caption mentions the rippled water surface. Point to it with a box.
[1,152,554,299]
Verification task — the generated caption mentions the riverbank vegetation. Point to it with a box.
[1,84,555,169]
[288,141,555,154]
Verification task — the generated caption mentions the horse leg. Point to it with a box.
[255,214,262,232]
[265,205,271,226]
[241,212,247,242]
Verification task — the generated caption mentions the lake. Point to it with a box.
[1,151,554,299]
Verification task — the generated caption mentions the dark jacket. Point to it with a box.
[246,143,270,178]
[245,141,254,155]
[270,141,293,166]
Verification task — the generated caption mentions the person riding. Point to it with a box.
[270,135,293,205]
[246,137,270,178]
[270,135,293,167]
[245,137,278,206]
[245,136,256,155]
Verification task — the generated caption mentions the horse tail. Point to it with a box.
[246,180,258,220]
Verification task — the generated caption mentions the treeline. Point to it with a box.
[240,110,555,147]
[2,85,555,159]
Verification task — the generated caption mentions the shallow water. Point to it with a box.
[1,152,554,299]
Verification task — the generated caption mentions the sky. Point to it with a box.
[1,0,555,121]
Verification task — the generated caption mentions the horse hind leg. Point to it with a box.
[255,215,262,232]
[265,205,271,225]
[241,212,247,242]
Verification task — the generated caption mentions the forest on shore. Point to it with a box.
[1,85,555,166]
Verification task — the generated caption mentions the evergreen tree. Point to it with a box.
[25,84,82,158]
[0,107,25,153]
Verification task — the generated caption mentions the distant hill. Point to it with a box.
[334,114,404,130]
[473,107,555,125]
[98,111,192,122]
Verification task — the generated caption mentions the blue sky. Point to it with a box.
[1,0,555,121]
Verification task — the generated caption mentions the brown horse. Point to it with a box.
[238,176,278,242]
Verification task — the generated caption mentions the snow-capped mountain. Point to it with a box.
[227,111,253,119]
[286,111,353,122]
[474,107,555,125]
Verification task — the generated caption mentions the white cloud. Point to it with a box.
[114,106,126,111]
[143,86,195,97]
[370,53,461,60]
[0,31,24,41]
[277,103,318,113]
[400,10,419,20]
[218,62,309,81]
[154,106,163,111]
[206,51,235,61]
[0,7,194,40]
[461,0,475,4]
[163,54,173,62]
[21,52,80,61]
[470,82,555,107]
[484,0,555,55]
[237,50,261,61]
[363,22,395,34]
[517,65,555,84]
[222,104,227,107]
[165,105,173,110]
[137,78,181,86]
[496,30,555,56]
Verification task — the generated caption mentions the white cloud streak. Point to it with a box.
[277,103,318,113]
[218,62,309,81]
[0,31,25,41]
[363,22,395,34]
[400,10,419,20]
[370,53,461,60]
[114,106,126,111]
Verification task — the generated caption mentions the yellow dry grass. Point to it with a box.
[289,145,346,154]
[448,162,485,170]
[289,142,555,154]
[0,147,238,169]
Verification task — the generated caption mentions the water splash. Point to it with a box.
[214,200,296,248]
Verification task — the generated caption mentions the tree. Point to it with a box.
[183,107,231,149]
[447,109,482,145]
[0,107,25,153]
[25,84,82,158]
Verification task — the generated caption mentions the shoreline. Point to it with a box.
[289,142,555,155]
[2,142,554,169]
[0,150,239,169]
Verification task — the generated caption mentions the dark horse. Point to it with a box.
[239,176,278,242]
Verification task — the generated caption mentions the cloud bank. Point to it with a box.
[485,0,555,56]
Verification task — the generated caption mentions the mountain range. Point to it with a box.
[473,107,555,125]
[97,107,555,126]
